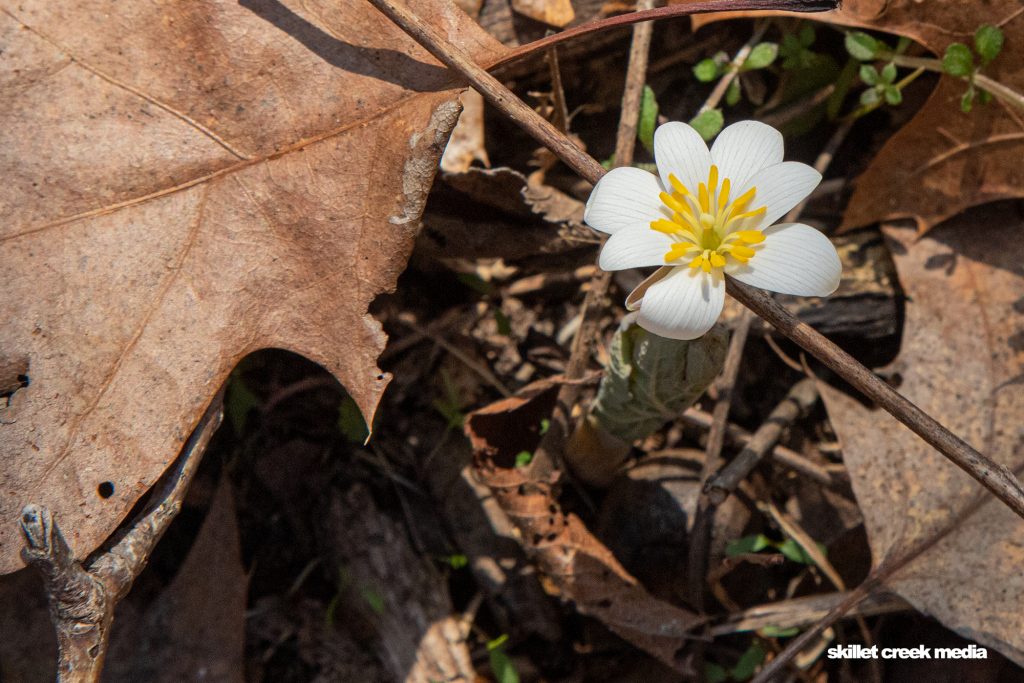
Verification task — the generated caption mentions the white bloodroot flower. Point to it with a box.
[584,120,841,340]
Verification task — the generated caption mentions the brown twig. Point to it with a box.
[711,590,910,636]
[488,0,840,72]
[557,0,656,482]
[706,378,819,503]
[760,498,883,681]
[726,280,1024,519]
[20,398,223,682]
[612,0,657,168]
[677,411,843,487]
[546,46,570,132]
[686,310,752,609]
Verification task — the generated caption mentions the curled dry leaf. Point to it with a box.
[0,0,505,574]
[691,0,1024,235]
[819,203,1024,665]
[466,379,701,671]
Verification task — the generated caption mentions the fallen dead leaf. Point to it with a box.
[466,379,701,671]
[690,1,1024,234]
[103,477,247,682]
[0,0,506,574]
[818,203,1024,665]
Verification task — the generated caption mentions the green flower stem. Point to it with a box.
[881,51,1024,112]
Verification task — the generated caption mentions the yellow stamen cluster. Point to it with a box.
[650,164,767,273]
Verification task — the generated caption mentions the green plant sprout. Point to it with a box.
[845,25,1021,113]
[726,533,827,565]
[486,634,520,683]
[431,369,466,430]
[706,640,767,682]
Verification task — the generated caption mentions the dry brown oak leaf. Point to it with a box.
[0,0,505,574]
[819,203,1024,665]
[691,0,1024,234]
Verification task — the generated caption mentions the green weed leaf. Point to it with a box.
[689,108,724,141]
[845,32,882,61]
[975,24,1004,64]
[743,42,778,71]
[942,43,974,77]
[638,84,659,154]
[693,57,720,82]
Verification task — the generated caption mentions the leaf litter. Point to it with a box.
[3,0,1024,679]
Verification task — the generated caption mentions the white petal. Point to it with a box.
[599,226,672,270]
[625,266,672,311]
[710,120,784,189]
[636,267,725,340]
[737,161,821,230]
[653,122,712,194]
[726,223,841,296]
[584,167,664,235]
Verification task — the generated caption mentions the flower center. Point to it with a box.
[649,164,767,273]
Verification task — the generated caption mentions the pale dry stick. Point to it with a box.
[711,590,910,636]
[555,0,657,479]
[782,116,854,223]
[679,410,842,487]
[762,497,883,683]
[365,0,1024,515]
[687,311,752,610]
[20,399,224,683]
[706,378,819,503]
[697,20,770,115]
[613,0,657,168]
[546,46,570,132]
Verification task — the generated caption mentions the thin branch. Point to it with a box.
[707,378,818,503]
[489,0,840,72]
[20,399,223,683]
[613,0,657,168]
[365,0,1024,518]
[726,279,1024,519]
[678,410,844,487]
[557,0,656,481]
[687,311,752,609]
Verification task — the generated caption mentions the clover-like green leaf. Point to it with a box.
[880,61,897,84]
[743,42,778,71]
[974,24,1004,64]
[942,43,974,77]
[845,31,882,61]
[689,108,725,141]
[859,64,880,85]
[726,79,742,106]
[637,85,659,154]
[694,57,721,82]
